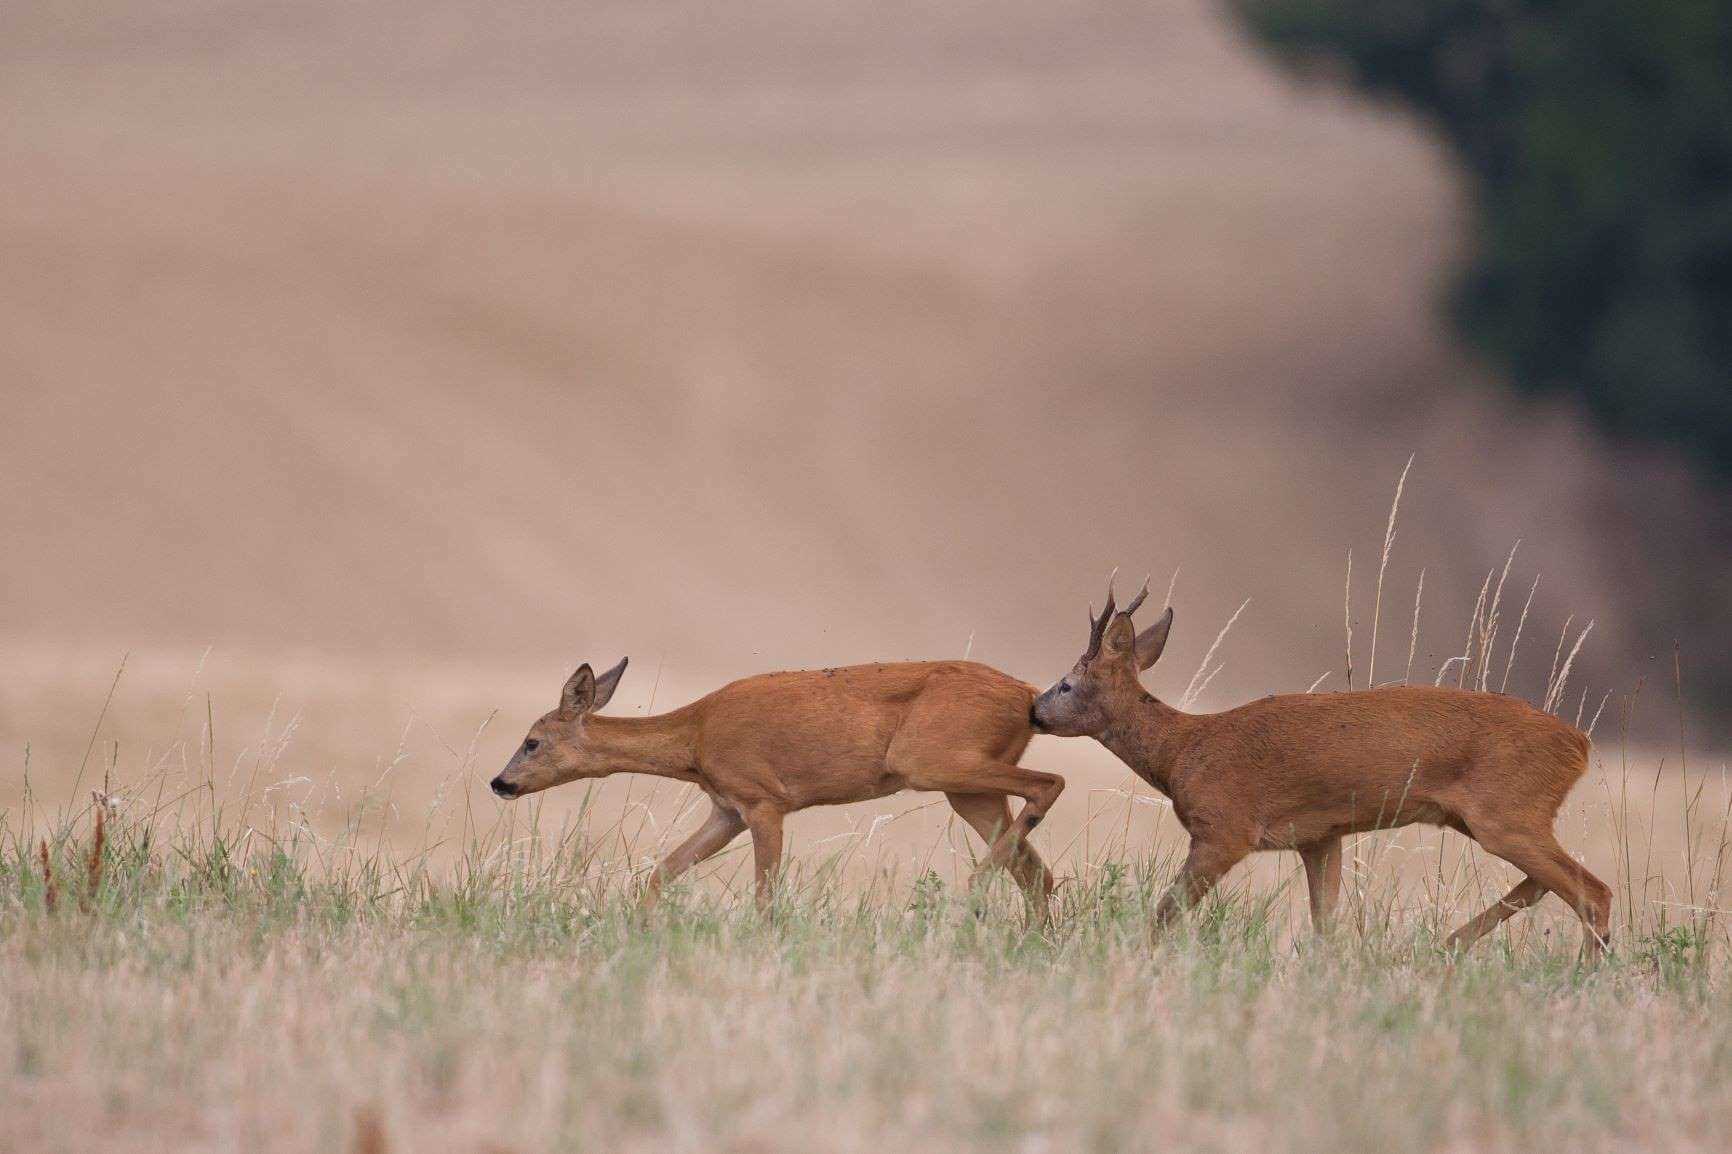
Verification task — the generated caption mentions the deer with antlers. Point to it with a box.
[1032,579,1612,958]
[491,657,1064,915]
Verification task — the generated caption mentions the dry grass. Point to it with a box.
[4,474,1729,1153]
[3,646,1730,1154]
[4,758,1732,1154]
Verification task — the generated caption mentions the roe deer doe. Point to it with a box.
[491,657,1064,915]
[1031,579,1612,958]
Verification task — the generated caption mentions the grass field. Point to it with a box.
[5,473,1728,1152]
[4,699,1731,1154]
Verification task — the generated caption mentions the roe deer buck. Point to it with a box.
[491,657,1064,915]
[1031,579,1612,958]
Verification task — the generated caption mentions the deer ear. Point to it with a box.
[592,657,629,711]
[559,664,596,718]
[1103,614,1138,656]
[1134,607,1174,671]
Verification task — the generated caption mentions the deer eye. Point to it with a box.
[523,738,540,753]
[1058,682,1072,694]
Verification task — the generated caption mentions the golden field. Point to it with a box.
[4,632,1730,1153]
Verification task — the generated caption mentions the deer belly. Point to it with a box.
[783,763,908,808]
[1254,794,1453,847]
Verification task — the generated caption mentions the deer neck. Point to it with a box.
[584,708,702,783]
[1098,692,1191,796]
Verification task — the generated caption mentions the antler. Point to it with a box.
[1083,570,1153,660]
[1084,571,1119,659]
[1121,575,1151,619]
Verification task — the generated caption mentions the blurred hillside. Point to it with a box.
[2,0,1726,734]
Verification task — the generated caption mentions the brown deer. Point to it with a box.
[1031,579,1612,958]
[491,657,1064,915]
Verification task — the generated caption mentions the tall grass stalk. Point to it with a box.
[1366,454,1412,689]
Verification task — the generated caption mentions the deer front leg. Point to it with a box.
[742,804,785,911]
[639,800,745,911]
[1298,837,1343,935]
[1151,839,1247,938]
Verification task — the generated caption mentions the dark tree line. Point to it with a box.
[1234,0,1732,477]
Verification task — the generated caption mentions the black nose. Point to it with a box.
[490,775,519,798]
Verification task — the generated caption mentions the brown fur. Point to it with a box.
[492,659,1063,915]
[1033,588,1611,958]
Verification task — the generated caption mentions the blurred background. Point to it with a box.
[3,1,1727,854]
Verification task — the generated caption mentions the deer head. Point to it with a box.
[490,657,629,798]
[1032,575,1173,737]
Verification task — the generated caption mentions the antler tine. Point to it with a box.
[1121,575,1151,618]
[1084,571,1119,660]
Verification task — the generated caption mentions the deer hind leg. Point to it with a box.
[1298,837,1343,935]
[945,791,1055,923]
[639,799,746,911]
[1471,827,1612,961]
[906,759,1064,874]
[1444,876,1545,954]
